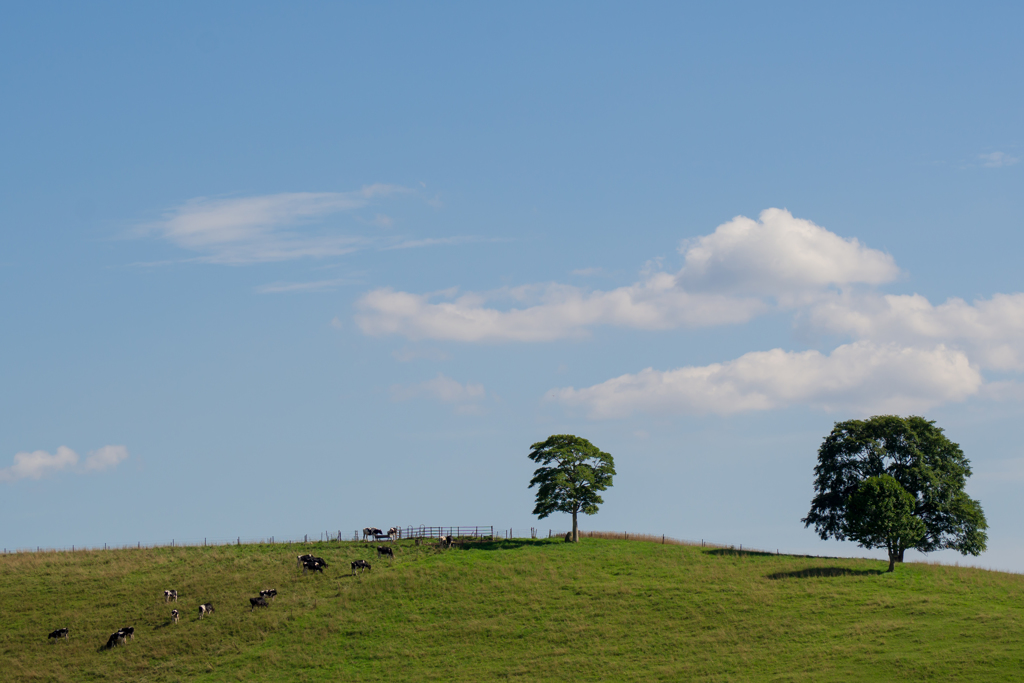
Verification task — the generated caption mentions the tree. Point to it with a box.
[845,475,926,572]
[803,415,987,564]
[528,435,615,543]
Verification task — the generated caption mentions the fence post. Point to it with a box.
[662,535,665,544]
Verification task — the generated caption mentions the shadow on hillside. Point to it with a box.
[457,539,549,552]
[767,566,884,580]
[705,548,777,558]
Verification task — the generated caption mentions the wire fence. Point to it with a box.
[1,526,772,556]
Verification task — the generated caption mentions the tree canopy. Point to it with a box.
[845,475,927,572]
[803,415,987,563]
[528,435,615,543]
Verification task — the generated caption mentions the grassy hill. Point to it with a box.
[2,535,1023,681]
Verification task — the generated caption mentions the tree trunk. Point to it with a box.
[571,509,579,543]
[896,547,905,563]
[887,551,896,573]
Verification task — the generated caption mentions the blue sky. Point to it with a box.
[2,2,1023,569]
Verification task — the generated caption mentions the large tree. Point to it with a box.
[845,475,927,572]
[803,415,987,563]
[528,435,615,543]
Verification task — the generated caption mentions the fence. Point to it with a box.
[355,526,495,541]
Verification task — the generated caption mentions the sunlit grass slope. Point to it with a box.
[2,537,1023,681]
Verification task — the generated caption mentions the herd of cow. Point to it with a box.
[43,525,452,649]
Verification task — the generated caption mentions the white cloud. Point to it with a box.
[676,208,900,298]
[356,279,766,342]
[143,186,407,264]
[355,209,896,342]
[0,446,79,482]
[83,445,129,471]
[0,444,130,483]
[979,151,1019,168]
[548,342,981,418]
[391,373,487,413]
[807,292,1024,371]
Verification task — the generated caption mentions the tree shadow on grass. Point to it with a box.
[458,539,552,552]
[705,548,778,558]
[766,566,884,580]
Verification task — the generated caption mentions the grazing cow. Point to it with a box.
[164,589,178,603]
[303,559,325,574]
[249,596,269,612]
[105,631,123,649]
[387,527,399,541]
[363,527,383,541]
[198,603,214,619]
[440,535,454,549]
[351,559,371,574]
[120,626,134,642]
[48,628,69,642]
[297,553,314,568]
[171,609,179,624]
[260,588,277,601]
[376,545,394,560]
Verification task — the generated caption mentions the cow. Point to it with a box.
[199,603,214,619]
[303,559,325,574]
[260,588,277,601]
[362,527,382,542]
[297,553,314,568]
[164,589,178,603]
[249,596,269,612]
[105,631,123,649]
[120,626,134,642]
[440,535,454,549]
[376,545,394,560]
[387,527,399,541]
[48,628,69,642]
[171,609,179,624]
[351,559,371,574]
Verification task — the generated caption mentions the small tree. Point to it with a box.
[528,435,615,543]
[845,475,926,572]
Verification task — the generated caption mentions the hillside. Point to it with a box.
[2,536,1022,681]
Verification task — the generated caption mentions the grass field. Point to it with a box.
[2,535,1023,681]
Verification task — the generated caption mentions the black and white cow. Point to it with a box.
[387,527,399,541]
[440,535,454,548]
[362,527,383,541]
[198,603,214,619]
[48,628,69,642]
[164,589,178,603]
[351,559,371,574]
[105,631,123,649]
[249,596,269,612]
[171,609,179,624]
[376,545,394,560]
[120,626,134,642]
[303,559,325,574]
[297,553,314,568]
[260,588,277,601]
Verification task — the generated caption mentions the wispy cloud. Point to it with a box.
[0,445,130,483]
[391,373,488,414]
[141,186,408,264]
[979,151,1019,168]
[382,236,499,251]
[256,278,359,294]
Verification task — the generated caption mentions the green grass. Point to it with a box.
[2,537,1023,681]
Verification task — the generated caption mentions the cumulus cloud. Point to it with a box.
[391,373,488,413]
[807,292,1024,371]
[0,445,129,483]
[548,342,981,418]
[142,186,406,264]
[355,209,896,342]
[676,208,900,298]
